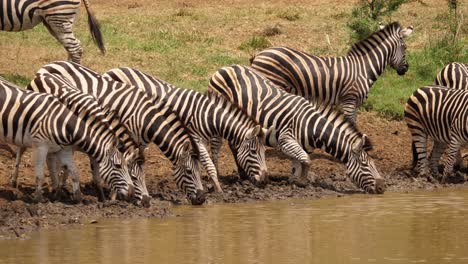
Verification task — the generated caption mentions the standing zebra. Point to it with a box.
[103,67,269,192]
[250,22,413,123]
[404,86,467,182]
[208,65,385,194]
[0,0,105,63]
[36,61,206,205]
[26,72,150,206]
[435,62,468,90]
[0,77,133,202]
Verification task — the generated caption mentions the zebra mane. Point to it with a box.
[206,91,263,129]
[347,21,402,57]
[312,100,373,151]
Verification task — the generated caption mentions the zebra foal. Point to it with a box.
[103,67,269,191]
[36,61,206,205]
[404,86,467,182]
[27,73,150,205]
[208,65,385,194]
[251,22,413,123]
[0,0,105,63]
[0,77,133,202]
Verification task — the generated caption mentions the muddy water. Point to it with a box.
[2,189,468,264]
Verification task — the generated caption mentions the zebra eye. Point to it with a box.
[115,163,122,169]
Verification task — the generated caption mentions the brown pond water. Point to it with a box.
[1,188,468,264]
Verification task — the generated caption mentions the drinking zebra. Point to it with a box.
[435,62,468,90]
[250,22,413,123]
[404,86,467,182]
[103,67,269,191]
[26,72,150,206]
[208,65,385,194]
[36,61,205,205]
[0,0,105,63]
[0,77,133,202]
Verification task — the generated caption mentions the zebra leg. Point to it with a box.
[410,131,431,178]
[440,138,462,183]
[46,153,62,201]
[32,145,49,202]
[198,142,223,193]
[210,136,223,174]
[89,156,106,202]
[57,149,82,202]
[429,141,446,176]
[11,146,26,188]
[278,134,311,185]
[43,19,83,64]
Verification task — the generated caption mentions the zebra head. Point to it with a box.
[389,25,413,76]
[233,125,269,186]
[174,140,205,205]
[126,148,151,207]
[346,134,385,194]
[101,145,136,201]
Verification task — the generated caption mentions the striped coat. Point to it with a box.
[36,61,206,205]
[0,76,132,202]
[251,22,413,123]
[0,0,105,63]
[208,65,385,194]
[405,86,468,182]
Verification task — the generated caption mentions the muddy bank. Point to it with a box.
[0,112,466,239]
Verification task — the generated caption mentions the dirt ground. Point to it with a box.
[0,111,466,239]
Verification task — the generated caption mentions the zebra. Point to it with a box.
[435,62,468,90]
[404,86,467,183]
[103,67,269,192]
[0,76,133,202]
[434,62,468,168]
[0,0,105,63]
[250,22,413,123]
[208,65,385,194]
[36,61,206,205]
[26,72,151,206]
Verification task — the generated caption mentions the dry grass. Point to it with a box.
[0,0,466,95]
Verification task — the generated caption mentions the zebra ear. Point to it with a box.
[181,140,191,157]
[362,134,373,151]
[247,125,262,139]
[378,22,385,30]
[400,26,414,38]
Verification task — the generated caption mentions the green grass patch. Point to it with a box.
[276,7,301,21]
[1,74,31,87]
[239,36,271,52]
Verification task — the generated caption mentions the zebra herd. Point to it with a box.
[0,0,466,207]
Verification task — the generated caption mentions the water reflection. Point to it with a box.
[2,189,468,264]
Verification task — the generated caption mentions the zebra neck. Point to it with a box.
[348,52,389,83]
[73,118,114,163]
[306,110,359,163]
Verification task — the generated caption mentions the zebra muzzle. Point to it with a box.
[189,189,206,205]
[374,178,385,194]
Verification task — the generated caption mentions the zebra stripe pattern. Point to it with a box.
[250,22,413,123]
[36,61,206,205]
[404,86,468,182]
[103,67,269,191]
[435,62,468,90]
[28,72,150,205]
[0,0,105,63]
[0,76,132,202]
[208,65,385,194]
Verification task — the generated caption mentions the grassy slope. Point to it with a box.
[0,0,466,118]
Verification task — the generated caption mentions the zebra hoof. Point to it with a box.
[289,177,308,188]
[72,191,83,203]
[32,192,45,203]
[10,179,18,189]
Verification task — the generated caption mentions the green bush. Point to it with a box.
[239,36,271,52]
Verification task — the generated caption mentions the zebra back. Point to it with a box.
[435,62,468,90]
[35,61,205,204]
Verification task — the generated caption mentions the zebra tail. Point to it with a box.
[83,0,106,54]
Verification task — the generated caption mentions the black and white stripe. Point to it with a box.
[250,22,413,123]
[435,62,468,90]
[208,65,385,194]
[404,86,467,182]
[36,61,206,205]
[0,76,132,202]
[103,67,268,191]
[27,72,150,205]
[0,0,105,63]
